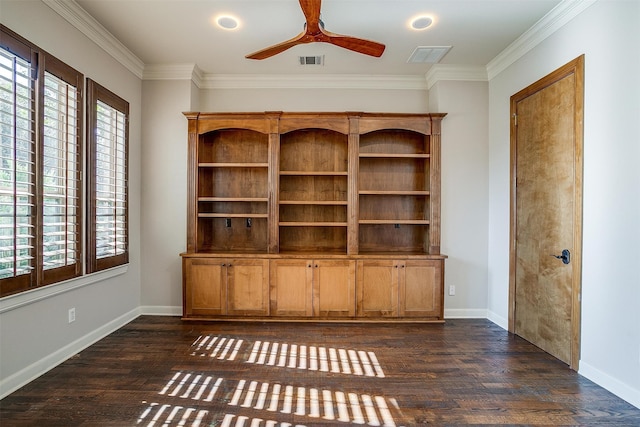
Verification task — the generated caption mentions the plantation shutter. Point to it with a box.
[0,41,36,294]
[86,79,128,273]
[41,64,82,284]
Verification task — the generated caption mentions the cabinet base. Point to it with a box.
[181,316,445,324]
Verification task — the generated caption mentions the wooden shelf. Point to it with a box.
[279,200,347,205]
[198,213,269,218]
[279,222,348,227]
[198,162,268,168]
[280,171,347,176]
[359,219,430,225]
[359,153,430,158]
[198,197,268,202]
[359,190,430,196]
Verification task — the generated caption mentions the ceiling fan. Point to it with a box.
[245,0,386,60]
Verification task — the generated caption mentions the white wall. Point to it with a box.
[487,0,640,407]
[140,80,191,312]
[429,81,489,317]
[200,87,428,112]
[0,1,142,397]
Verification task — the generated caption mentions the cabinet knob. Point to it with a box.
[221,263,226,267]
[228,263,232,267]
[308,264,312,268]
[315,264,318,268]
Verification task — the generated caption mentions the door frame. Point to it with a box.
[508,55,585,370]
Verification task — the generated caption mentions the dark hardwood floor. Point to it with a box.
[1,316,638,426]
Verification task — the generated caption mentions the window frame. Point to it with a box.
[0,25,84,296]
[39,54,84,286]
[0,28,37,296]
[86,79,129,273]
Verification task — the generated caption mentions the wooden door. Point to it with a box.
[183,258,226,317]
[227,259,269,316]
[509,56,584,368]
[269,259,313,317]
[313,260,356,317]
[356,260,398,317]
[399,260,443,318]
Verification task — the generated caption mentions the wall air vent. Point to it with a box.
[407,46,451,64]
[299,55,324,66]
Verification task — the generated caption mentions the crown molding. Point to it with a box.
[486,0,597,80]
[425,65,488,89]
[143,63,204,86]
[42,0,145,79]
[197,74,428,90]
[142,68,428,91]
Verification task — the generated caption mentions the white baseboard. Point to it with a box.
[486,310,509,330]
[444,308,488,318]
[140,305,182,316]
[0,307,141,399]
[579,361,640,409]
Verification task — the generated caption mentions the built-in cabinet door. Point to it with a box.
[399,260,443,318]
[270,259,355,317]
[183,258,227,317]
[356,260,399,317]
[313,260,356,317]
[270,259,313,317]
[227,259,270,316]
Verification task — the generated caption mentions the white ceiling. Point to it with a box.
[72,0,562,77]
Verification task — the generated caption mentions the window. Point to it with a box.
[0,26,129,298]
[86,79,128,273]
[0,27,83,297]
[41,58,83,285]
[0,34,36,295]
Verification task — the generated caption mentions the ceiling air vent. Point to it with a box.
[299,55,324,66]
[407,46,451,64]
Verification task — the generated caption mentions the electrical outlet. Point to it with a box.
[68,307,76,323]
[448,285,455,296]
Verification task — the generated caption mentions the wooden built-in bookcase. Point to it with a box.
[182,112,446,321]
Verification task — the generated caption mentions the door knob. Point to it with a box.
[550,249,570,265]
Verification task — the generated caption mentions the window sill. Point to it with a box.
[0,265,129,314]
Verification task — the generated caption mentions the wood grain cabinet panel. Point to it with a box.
[269,259,313,317]
[356,260,399,317]
[313,260,356,317]
[270,259,355,318]
[183,257,269,318]
[399,259,444,318]
[183,257,226,317]
[226,259,269,316]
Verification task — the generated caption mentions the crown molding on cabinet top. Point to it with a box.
[46,0,596,87]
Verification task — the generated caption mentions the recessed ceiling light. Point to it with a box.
[410,15,434,31]
[216,15,239,30]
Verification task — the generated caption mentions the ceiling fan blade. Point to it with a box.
[299,0,322,33]
[245,0,385,60]
[245,31,308,60]
[323,30,386,57]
